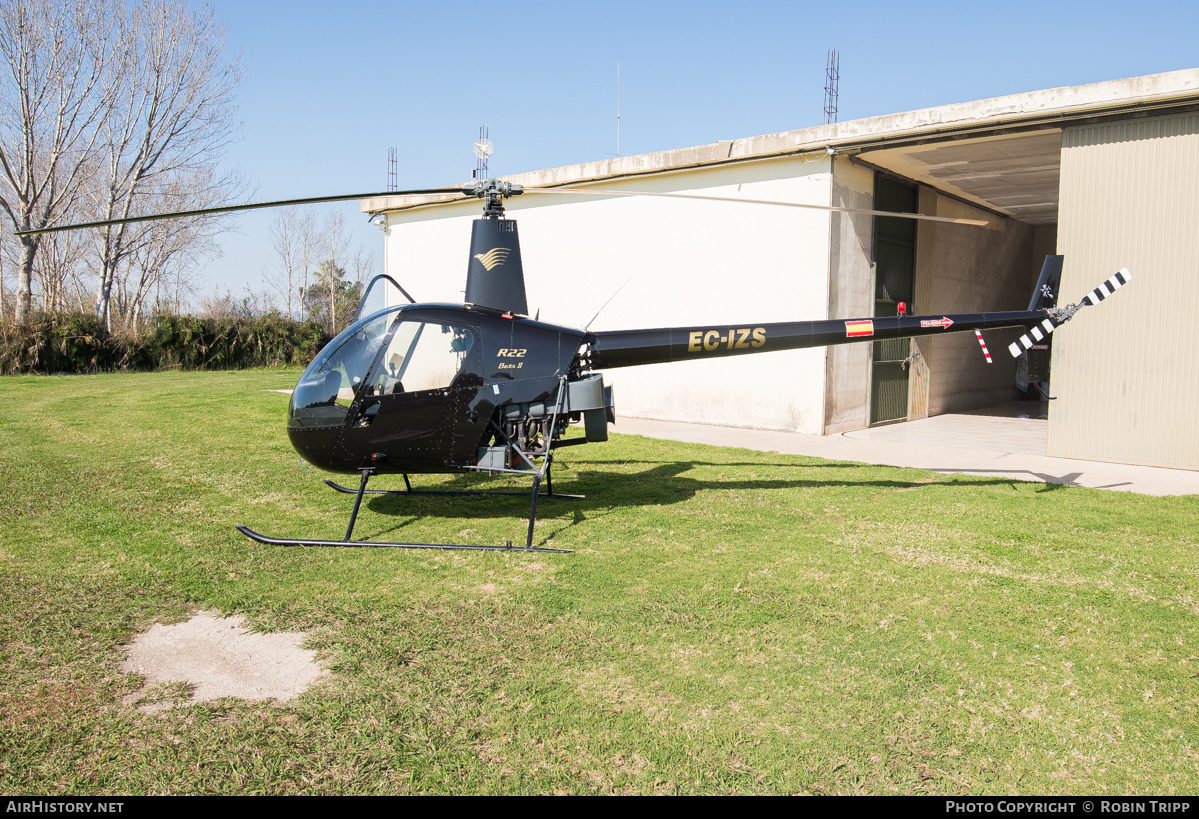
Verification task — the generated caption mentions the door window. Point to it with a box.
[368,321,475,396]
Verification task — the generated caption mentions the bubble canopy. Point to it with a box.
[288,306,479,430]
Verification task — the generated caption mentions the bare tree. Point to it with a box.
[0,0,117,323]
[31,224,87,311]
[262,206,316,319]
[151,249,199,315]
[0,240,7,322]
[89,0,243,329]
[349,243,378,290]
[269,208,378,330]
[113,213,212,329]
[103,164,227,328]
[318,211,352,333]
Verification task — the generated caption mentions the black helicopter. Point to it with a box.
[22,177,1131,553]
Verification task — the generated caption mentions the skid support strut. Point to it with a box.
[526,475,541,551]
[343,467,373,541]
[321,469,582,500]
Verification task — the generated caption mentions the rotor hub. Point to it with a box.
[461,178,523,218]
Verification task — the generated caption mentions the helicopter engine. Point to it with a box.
[478,373,614,472]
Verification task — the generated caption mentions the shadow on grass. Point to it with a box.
[232,448,1080,548]
[345,458,1043,535]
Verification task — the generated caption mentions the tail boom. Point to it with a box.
[588,309,1054,370]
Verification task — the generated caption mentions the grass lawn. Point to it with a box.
[1,369,1197,795]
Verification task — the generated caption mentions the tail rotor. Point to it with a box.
[1008,267,1131,358]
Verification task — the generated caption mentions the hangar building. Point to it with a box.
[363,69,1199,471]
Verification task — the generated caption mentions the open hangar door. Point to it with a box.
[829,129,1063,431]
[1050,112,1199,470]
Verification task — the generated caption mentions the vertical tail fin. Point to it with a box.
[1028,255,1064,311]
[1008,255,1065,358]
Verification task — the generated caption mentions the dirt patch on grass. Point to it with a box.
[121,610,324,711]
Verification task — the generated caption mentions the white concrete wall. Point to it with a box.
[380,155,834,433]
[823,156,874,434]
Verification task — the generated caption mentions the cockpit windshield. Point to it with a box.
[288,307,400,428]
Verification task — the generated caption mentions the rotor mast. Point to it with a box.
[460,174,529,316]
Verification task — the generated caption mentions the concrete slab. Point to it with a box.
[121,611,325,711]
[613,403,1199,497]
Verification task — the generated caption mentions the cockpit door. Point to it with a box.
[344,318,481,472]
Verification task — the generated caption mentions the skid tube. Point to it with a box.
[234,525,571,553]
[237,462,573,553]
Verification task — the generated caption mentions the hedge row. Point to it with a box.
[0,312,332,375]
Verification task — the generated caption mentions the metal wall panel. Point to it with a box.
[1051,113,1199,469]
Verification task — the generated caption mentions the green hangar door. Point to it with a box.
[869,175,918,425]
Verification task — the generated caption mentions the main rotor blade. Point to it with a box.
[14,187,465,236]
[523,185,989,226]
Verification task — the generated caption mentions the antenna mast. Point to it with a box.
[387,147,398,191]
[616,62,621,157]
[823,49,840,125]
[473,126,492,180]
[605,63,622,158]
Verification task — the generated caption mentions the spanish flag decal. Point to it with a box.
[845,320,874,338]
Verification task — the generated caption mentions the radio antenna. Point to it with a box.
[616,62,621,156]
[473,126,493,180]
[823,49,840,125]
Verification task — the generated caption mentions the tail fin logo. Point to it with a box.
[473,248,511,271]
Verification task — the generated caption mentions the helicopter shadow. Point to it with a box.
[357,456,1041,534]
[569,457,866,470]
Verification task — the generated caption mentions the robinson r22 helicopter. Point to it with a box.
[22,172,1131,553]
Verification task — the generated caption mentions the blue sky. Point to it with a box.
[201,0,1199,299]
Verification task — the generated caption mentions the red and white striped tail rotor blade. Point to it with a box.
[974,330,993,364]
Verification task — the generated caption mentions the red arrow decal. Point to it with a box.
[920,317,954,329]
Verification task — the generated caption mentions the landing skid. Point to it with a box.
[235,526,571,553]
[237,459,575,553]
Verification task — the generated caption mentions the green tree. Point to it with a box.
[302,259,361,335]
